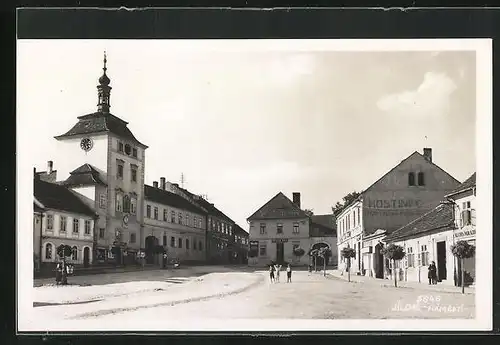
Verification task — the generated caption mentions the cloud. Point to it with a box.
[376,71,458,117]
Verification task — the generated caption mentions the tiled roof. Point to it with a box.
[34,178,96,217]
[233,224,249,237]
[144,185,207,215]
[62,163,107,187]
[385,203,454,242]
[54,112,148,148]
[310,214,337,237]
[178,186,234,223]
[446,172,476,197]
[247,192,308,221]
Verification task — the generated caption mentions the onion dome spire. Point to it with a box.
[97,51,112,113]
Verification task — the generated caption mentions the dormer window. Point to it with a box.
[118,141,124,152]
[132,148,138,158]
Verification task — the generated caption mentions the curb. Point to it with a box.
[326,272,475,295]
[70,274,266,319]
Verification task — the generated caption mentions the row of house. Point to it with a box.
[33,54,248,273]
[246,192,337,267]
[335,148,476,286]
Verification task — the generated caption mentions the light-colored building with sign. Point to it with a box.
[336,148,461,276]
[247,192,313,267]
[445,172,476,285]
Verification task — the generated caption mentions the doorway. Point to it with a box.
[374,243,384,279]
[276,242,284,264]
[83,247,90,268]
[145,236,158,265]
[436,241,447,281]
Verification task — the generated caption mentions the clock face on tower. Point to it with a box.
[80,137,93,152]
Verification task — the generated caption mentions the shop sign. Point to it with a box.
[271,238,289,243]
[454,228,476,239]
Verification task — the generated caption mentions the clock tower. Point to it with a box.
[54,53,148,264]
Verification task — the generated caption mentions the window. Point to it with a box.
[46,215,53,231]
[45,243,53,260]
[417,172,425,186]
[132,148,138,158]
[186,214,190,226]
[118,141,124,152]
[419,245,429,266]
[163,209,168,221]
[199,241,203,251]
[84,220,91,235]
[186,239,190,249]
[154,207,158,220]
[99,194,106,208]
[408,172,415,186]
[116,193,123,212]
[146,205,151,218]
[99,228,105,239]
[130,198,136,215]
[60,216,67,232]
[123,195,131,213]
[353,210,356,227]
[277,223,283,234]
[178,212,183,225]
[193,216,197,228]
[124,144,132,156]
[357,209,360,225]
[73,218,80,234]
[260,223,266,234]
[131,166,137,182]
[178,238,182,248]
[130,233,136,243]
[171,236,175,247]
[117,161,124,179]
[406,247,415,267]
[71,246,78,261]
[163,235,167,246]
[259,244,267,256]
[293,222,299,234]
[461,209,472,226]
[171,211,176,223]
[194,241,197,250]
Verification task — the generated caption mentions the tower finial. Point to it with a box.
[103,50,107,73]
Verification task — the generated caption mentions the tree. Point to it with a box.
[308,248,319,272]
[304,209,314,217]
[318,247,332,276]
[293,247,305,264]
[451,241,476,294]
[332,191,361,216]
[56,244,72,285]
[381,243,406,287]
[340,247,356,282]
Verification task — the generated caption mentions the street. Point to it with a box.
[25,266,475,331]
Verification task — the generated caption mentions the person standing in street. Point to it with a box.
[269,264,275,283]
[275,264,281,283]
[286,264,292,283]
[428,261,437,285]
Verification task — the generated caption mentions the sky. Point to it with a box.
[17,40,477,230]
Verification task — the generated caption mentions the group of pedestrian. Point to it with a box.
[269,263,292,283]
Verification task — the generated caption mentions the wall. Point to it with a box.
[336,200,363,271]
[54,134,108,182]
[248,217,310,266]
[362,153,460,234]
[39,210,94,265]
[387,229,456,286]
[143,199,207,263]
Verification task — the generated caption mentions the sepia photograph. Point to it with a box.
[16,38,492,332]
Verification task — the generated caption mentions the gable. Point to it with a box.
[247,192,307,221]
[365,152,460,192]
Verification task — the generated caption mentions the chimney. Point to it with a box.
[423,148,432,163]
[47,160,53,174]
[160,177,166,190]
[153,181,159,188]
[292,192,301,209]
